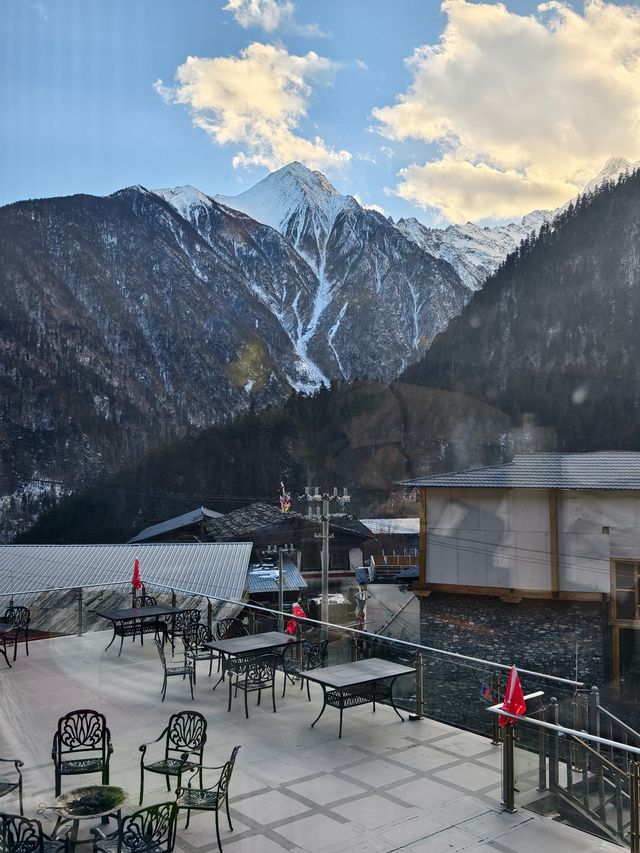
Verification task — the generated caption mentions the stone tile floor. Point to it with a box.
[0,631,622,852]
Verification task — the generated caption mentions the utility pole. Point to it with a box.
[305,486,350,638]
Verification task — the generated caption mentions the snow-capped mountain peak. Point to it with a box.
[215,161,358,241]
[152,185,217,221]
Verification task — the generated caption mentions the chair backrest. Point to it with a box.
[154,638,168,671]
[0,814,45,853]
[165,711,207,763]
[171,610,200,635]
[54,710,108,759]
[118,802,177,853]
[216,745,241,801]
[215,618,248,641]
[242,654,276,685]
[134,595,157,608]
[182,623,211,652]
[3,608,30,630]
[303,639,328,672]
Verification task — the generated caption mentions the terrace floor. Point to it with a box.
[0,631,622,853]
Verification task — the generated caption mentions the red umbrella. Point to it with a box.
[131,558,143,591]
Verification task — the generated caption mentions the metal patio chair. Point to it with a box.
[91,802,177,853]
[154,639,194,703]
[138,710,207,805]
[2,607,30,661]
[0,813,70,853]
[214,618,248,641]
[175,745,241,853]
[0,758,23,816]
[168,609,200,656]
[226,654,277,719]
[182,624,215,684]
[51,710,113,797]
[282,638,328,700]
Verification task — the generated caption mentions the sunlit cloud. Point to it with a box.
[223,0,326,37]
[155,42,351,172]
[373,0,640,222]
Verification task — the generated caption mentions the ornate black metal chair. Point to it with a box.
[132,593,167,647]
[52,710,113,797]
[154,639,194,702]
[226,654,277,719]
[0,813,70,853]
[138,711,207,805]
[0,758,23,816]
[281,638,328,700]
[168,609,200,656]
[91,802,177,853]
[182,624,215,685]
[214,618,248,641]
[175,745,241,853]
[2,607,30,661]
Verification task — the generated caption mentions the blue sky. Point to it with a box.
[3,0,640,225]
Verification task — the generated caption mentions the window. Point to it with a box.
[612,560,640,622]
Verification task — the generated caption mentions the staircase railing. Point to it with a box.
[490,695,640,852]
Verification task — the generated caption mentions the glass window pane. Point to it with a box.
[616,591,637,621]
[616,562,635,589]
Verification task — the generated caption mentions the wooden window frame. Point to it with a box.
[610,558,640,626]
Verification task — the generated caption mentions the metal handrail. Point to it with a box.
[573,733,631,781]
[4,579,585,687]
[488,705,640,758]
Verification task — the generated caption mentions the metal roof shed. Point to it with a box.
[0,542,252,600]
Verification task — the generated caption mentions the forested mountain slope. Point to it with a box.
[402,169,640,450]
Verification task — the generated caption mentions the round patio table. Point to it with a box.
[52,785,128,850]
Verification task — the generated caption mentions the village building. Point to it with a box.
[402,452,640,700]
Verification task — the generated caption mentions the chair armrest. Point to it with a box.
[0,758,23,769]
[139,726,168,753]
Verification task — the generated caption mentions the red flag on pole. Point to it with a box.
[286,602,306,635]
[131,558,143,591]
[499,665,526,727]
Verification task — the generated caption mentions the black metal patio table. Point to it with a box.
[204,630,301,688]
[0,622,14,668]
[302,656,417,738]
[93,605,188,654]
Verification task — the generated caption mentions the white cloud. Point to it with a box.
[373,0,640,222]
[223,0,325,37]
[355,59,368,70]
[156,42,351,172]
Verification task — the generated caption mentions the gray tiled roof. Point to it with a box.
[204,502,372,542]
[0,542,252,600]
[401,452,640,490]
[128,506,223,543]
[247,557,308,594]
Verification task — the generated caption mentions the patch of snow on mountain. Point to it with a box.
[153,185,217,223]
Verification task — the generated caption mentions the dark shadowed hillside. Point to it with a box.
[17,380,514,544]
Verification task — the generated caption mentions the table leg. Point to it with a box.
[387,676,406,722]
[310,686,328,730]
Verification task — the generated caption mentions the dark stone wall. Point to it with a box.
[418,593,610,735]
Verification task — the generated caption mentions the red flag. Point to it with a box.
[131,558,143,591]
[499,665,526,727]
[286,602,306,635]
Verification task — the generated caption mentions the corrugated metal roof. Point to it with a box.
[0,542,252,600]
[401,452,640,490]
[360,518,420,535]
[247,557,308,594]
[128,507,223,543]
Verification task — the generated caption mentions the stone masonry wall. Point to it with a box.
[418,593,609,736]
